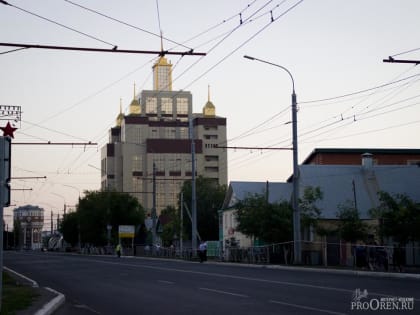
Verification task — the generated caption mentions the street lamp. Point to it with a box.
[244,55,301,264]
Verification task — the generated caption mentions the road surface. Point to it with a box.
[4,251,419,315]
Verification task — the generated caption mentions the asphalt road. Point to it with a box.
[4,251,419,315]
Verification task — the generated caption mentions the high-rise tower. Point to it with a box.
[101,56,227,217]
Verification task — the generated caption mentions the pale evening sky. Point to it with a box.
[1,0,419,229]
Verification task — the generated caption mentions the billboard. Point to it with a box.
[118,225,135,238]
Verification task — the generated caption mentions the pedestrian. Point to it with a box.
[116,243,122,258]
[198,241,207,263]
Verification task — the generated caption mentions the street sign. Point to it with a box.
[118,225,135,238]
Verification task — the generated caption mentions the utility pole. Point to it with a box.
[180,192,183,254]
[152,163,157,250]
[189,118,197,257]
[244,55,301,264]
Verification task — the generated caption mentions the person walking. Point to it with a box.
[198,241,207,263]
[116,243,122,258]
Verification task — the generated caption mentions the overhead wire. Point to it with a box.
[1,1,116,48]
[299,72,420,105]
[390,47,420,58]
[63,0,192,50]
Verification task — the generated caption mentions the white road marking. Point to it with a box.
[158,280,174,284]
[270,300,348,315]
[200,287,248,298]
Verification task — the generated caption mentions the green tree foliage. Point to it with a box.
[181,176,226,241]
[60,212,79,246]
[159,206,180,246]
[60,190,145,246]
[235,193,293,244]
[300,186,323,231]
[336,201,368,243]
[369,191,420,245]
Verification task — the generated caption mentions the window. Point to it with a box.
[204,126,217,131]
[169,155,181,172]
[156,67,171,91]
[205,166,218,173]
[161,98,173,115]
[146,97,157,114]
[205,155,219,162]
[176,97,188,115]
[179,127,188,139]
[204,135,218,140]
[165,127,176,139]
[150,129,159,139]
[132,177,143,193]
[132,156,142,172]
[153,155,165,173]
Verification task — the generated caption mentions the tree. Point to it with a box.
[299,186,323,233]
[336,200,368,243]
[369,191,420,245]
[61,190,145,246]
[159,206,180,246]
[235,193,293,244]
[60,212,79,246]
[181,176,226,241]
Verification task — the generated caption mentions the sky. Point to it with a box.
[1,0,420,230]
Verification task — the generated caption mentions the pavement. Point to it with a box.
[4,255,420,315]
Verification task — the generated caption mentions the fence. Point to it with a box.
[74,241,420,272]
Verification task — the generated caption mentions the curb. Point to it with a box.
[3,266,66,315]
[34,287,66,315]
[3,266,39,287]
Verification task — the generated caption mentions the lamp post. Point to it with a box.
[244,55,301,264]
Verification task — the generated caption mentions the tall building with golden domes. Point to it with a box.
[101,57,227,216]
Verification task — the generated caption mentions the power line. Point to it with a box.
[299,73,420,105]
[390,47,420,58]
[63,0,192,50]
[0,1,116,47]
[179,0,305,91]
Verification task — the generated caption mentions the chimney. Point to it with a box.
[361,153,373,169]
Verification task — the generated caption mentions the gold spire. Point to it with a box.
[129,82,141,114]
[208,84,210,102]
[203,84,215,117]
[116,98,124,126]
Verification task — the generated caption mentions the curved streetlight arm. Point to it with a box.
[244,55,295,93]
[243,54,301,264]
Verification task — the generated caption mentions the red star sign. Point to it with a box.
[0,122,17,138]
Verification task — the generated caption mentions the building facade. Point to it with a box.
[101,55,227,216]
[13,205,44,250]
